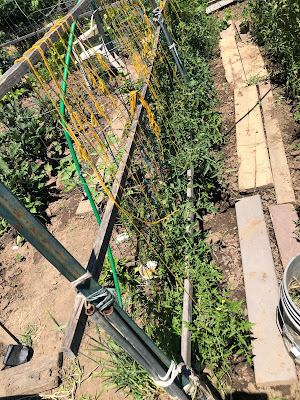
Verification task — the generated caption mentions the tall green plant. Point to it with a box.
[0,94,63,231]
[97,0,253,392]
[249,0,300,120]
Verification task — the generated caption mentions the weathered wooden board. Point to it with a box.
[235,195,297,386]
[269,204,300,268]
[235,86,256,191]
[259,82,295,204]
[238,42,268,82]
[206,0,236,14]
[220,36,246,88]
[0,353,62,396]
[181,278,193,367]
[234,85,273,192]
[181,169,194,367]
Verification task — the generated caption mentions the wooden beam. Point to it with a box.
[0,0,93,100]
[206,0,237,14]
[0,353,62,396]
[258,82,295,204]
[181,169,194,367]
[62,20,163,358]
[235,195,297,385]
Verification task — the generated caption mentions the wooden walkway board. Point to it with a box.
[238,42,268,82]
[206,0,236,14]
[0,353,61,396]
[235,195,297,386]
[220,36,246,88]
[234,85,273,192]
[259,82,295,204]
[269,204,300,268]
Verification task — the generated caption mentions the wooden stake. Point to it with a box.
[181,169,194,367]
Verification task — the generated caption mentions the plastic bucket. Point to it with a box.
[278,252,300,361]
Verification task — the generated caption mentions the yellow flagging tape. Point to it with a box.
[130,90,164,159]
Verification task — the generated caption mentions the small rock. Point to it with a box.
[244,308,248,317]
[247,382,256,392]
[12,246,19,251]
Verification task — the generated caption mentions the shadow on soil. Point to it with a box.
[225,393,268,400]
[0,397,43,399]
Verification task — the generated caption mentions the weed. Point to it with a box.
[85,325,158,399]
[41,358,90,400]
[249,0,300,117]
[274,92,284,106]
[20,323,37,347]
[219,10,231,31]
[16,253,24,262]
[246,74,268,86]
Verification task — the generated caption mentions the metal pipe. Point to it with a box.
[91,311,170,389]
[153,8,189,83]
[0,182,100,297]
[115,303,191,388]
[0,182,192,397]
[107,308,189,399]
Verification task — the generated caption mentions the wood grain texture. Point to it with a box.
[234,85,272,192]
[0,353,62,396]
[219,36,246,88]
[206,0,236,14]
[234,86,256,192]
[236,195,297,386]
[237,42,268,82]
[259,82,295,204]
[0,0,93,99]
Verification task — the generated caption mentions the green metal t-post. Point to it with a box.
[60,0,122,307]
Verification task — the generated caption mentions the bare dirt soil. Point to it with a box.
[0,186,132,399]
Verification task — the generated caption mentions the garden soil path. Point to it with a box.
[206,1,300,398]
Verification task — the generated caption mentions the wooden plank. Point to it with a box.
[219,36,246,88]
[0,0,93,100]
[251,92,273,190]
[269,204,300,268]
[259,82,295,204]
[62,294,88,358]
[62,21,163,358]
[235,86,256,192]
[234,85,272,192]
[237,42,268,83]
[235,195,297,386]
[0,353,62,396]
[181,169,194,367]
[206,0,236,14]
